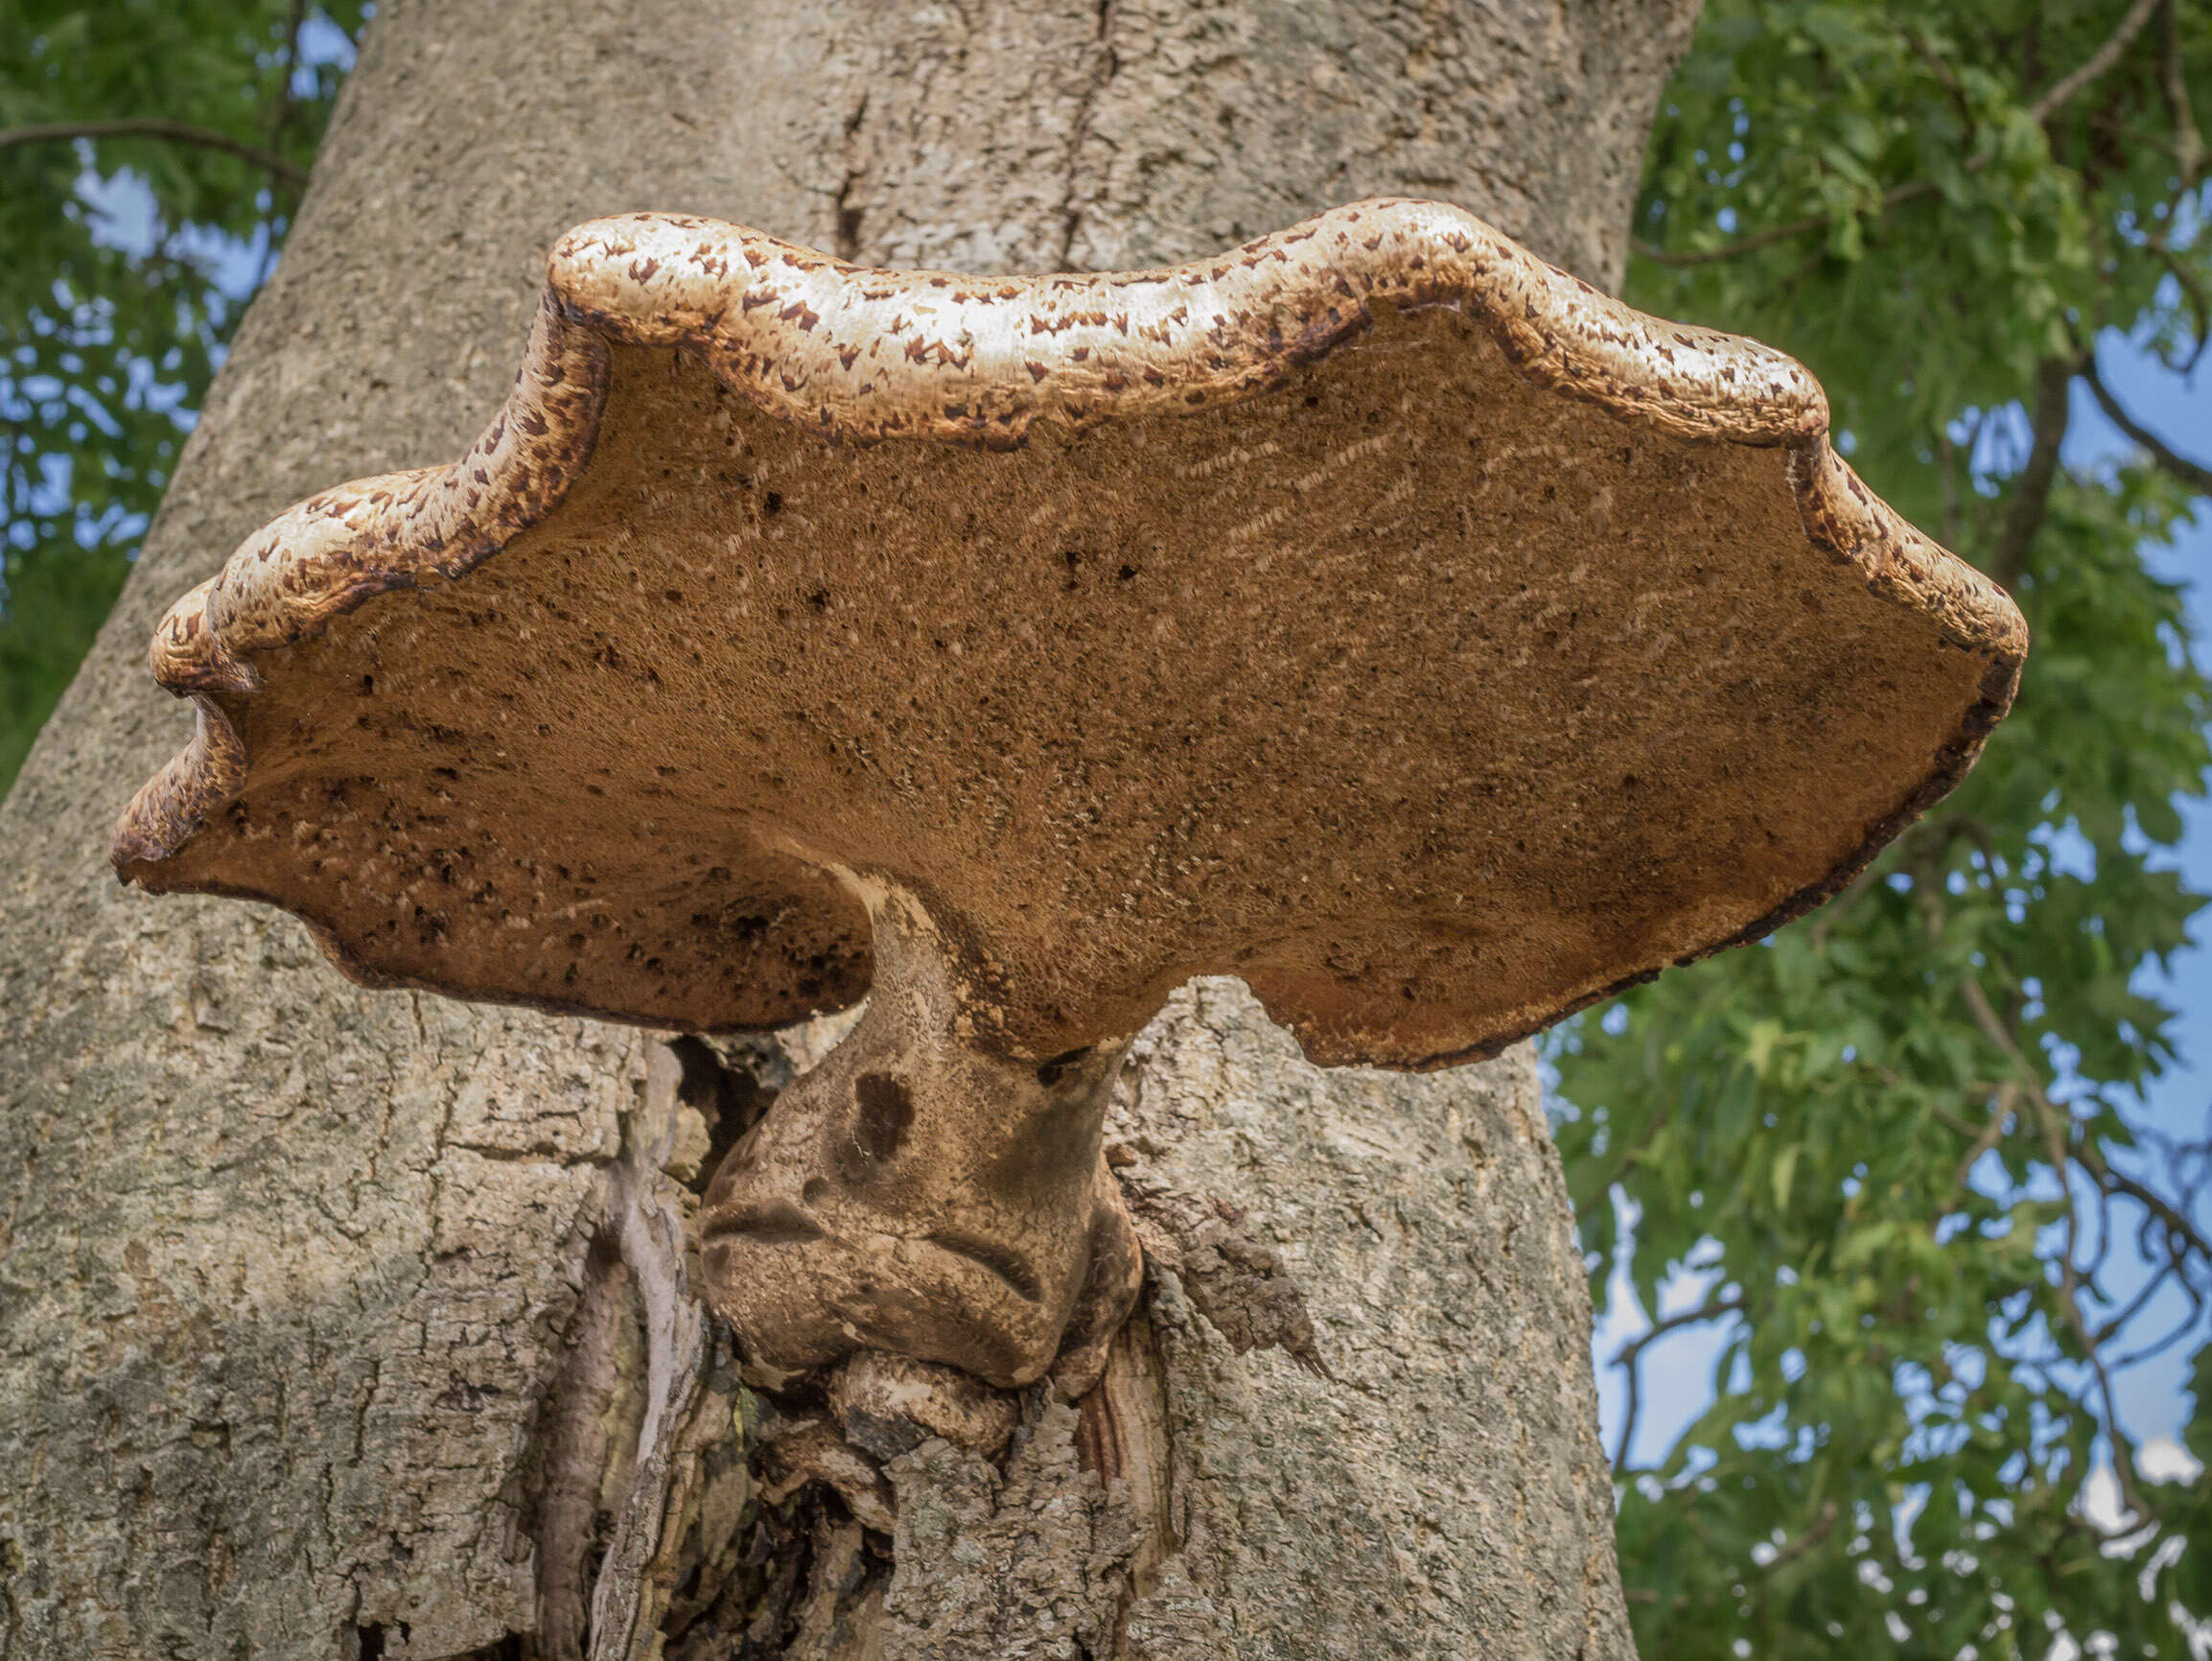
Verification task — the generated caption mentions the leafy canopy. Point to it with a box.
[1560,0,2212,1653]
[1,0,366,786]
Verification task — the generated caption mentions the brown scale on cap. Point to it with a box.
[113,199,2027,1393]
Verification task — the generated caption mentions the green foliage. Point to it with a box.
[0,0,366,786]
[1560,0,2212,1651]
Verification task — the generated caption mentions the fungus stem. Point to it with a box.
[701,884,1141,1396]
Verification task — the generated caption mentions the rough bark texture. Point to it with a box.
[0,1,1697,1655]
[884,980,1634,1657]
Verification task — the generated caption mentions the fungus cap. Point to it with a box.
[113,199,2027,1069]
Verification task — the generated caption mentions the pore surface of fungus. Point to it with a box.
[115,200,2027,1391]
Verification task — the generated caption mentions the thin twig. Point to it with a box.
[1616,1348,1643,1472]
[2134,236,2212,376]
[2089,1251,2183,1346]
[1959,974,2148,1519]
[2146,242,2209,375]
[0,119,309,186]
[2107,1298,2207,1371]
[1928,1085,2212,1296]
[1634,180,1941,269]
[2106,1227,2207,1369]
[2084,1157,2212,1271]
[2158,0,2205,189]
[1760,1498,1842,1573]
[2081,358,2212,495]
[1919,811,2003,877]
[1960,977,2045,1099]
[1953,1083,2020,1190]
[1906,29,1972,119]
[2023,1079,2141,1520]
[268,0,311,163]
[2026,0,2162,127]
[252,0,314,291]
[1611,1296,1749,1468]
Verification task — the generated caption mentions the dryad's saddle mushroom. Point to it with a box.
[114,200,2027,1397]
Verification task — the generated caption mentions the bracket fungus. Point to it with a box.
[114,199,2026,1397]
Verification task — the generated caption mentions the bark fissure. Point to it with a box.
[1121,1184,1329,1375]
[527,1233,637,1661]
[831,93,869,264]
[1059,0,1121,269]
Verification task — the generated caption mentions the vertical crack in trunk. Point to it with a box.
[527,1232,641,1661]
[831,93,870,264]
[1059,0,1121,270]
[537,1036,890,1661]
[1077,1309,1177,1648]
[583,1043,719,1660]
[562,1033,1183,1660]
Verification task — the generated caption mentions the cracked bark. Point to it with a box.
[0,0,1698,1654]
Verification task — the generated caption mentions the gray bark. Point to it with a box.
[0,2,1695,1655]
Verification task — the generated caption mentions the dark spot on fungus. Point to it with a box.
[1035,1045,1092,1088]
[853,1072,914,1161]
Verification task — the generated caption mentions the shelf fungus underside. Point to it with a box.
[114,200,2027,1390]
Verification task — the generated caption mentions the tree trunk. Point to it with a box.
[0,2,1695,1655]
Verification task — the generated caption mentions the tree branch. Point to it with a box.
[0,119,309,187]
[2026,0,2162,127]
[1926,1036,2212,1312]
[1611,1295,1748,1469]
[2158,0,2205,189]
[2142,239,2211,375]
[2082,359,2212,495]
[1934,967,2212,1533]
[1957,974,2152,1519]
[1906,30,1973,128]
[2080,1152,2212,1278]
[1952,1082,2020,1190]
[1759,1497,1841,1574]
[1989,355,2078,589]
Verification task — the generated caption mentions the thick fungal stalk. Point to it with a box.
[701,884,1141,1395]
